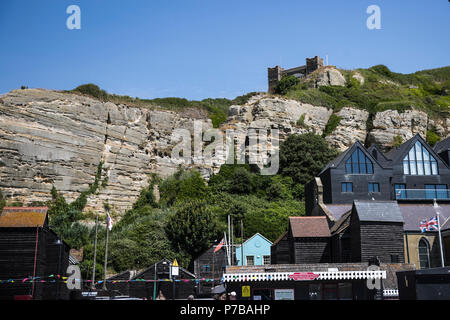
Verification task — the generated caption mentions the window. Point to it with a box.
[418,238,430,269]
[345,148,374,174]
[403,141,438,175]
[394,184,406,199]
[263,255,271,265]
[425,184,448,200]
[390,255,399,263]
[368,182,380,193]
[341,182,353,192]
[246,256,254,266]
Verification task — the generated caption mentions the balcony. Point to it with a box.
[394,189,450,201]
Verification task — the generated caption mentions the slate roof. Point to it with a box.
[385,133,440,165]
[434,137,450,154]
[289,216,331,238]
[353,200,404,223]
[318,140,384,175]
[398,203,450,231]
[325,204,352,221]
[330,210,352,235]
[0,206,48,227]
[367,144,393,168]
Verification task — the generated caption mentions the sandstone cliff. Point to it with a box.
[0,88,448,216]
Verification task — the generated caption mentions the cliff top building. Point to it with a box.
[268,56,324,93]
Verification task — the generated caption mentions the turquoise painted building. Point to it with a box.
[235,233,273,266]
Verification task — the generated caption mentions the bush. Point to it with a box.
[73,84,108,101]
[323,114,342,137]
[274,75,300,95]
[426,129,441,147]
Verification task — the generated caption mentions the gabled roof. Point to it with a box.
[434,137,450,154]
[385,134,445,168]
[272,231,288,246]
[330,210,352,235]
[367,144,392,167]
[289,216,331,238]
[0,207,48,227]
[318,140,383,175]
[324,204,352,221]
[353,200,404,223]
[132,258,196,279]
[236,232,272,248]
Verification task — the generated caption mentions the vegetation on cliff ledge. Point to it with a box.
[70,83,260,128]
[282,65,450,119]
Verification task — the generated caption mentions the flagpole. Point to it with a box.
[103,209,110,291]
[91,214,99,289]
[434,200,445,267]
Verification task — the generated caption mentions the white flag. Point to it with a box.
[107,210,113,231]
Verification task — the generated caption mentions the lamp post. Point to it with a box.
[54,236,63,300]
[433,199,445,267]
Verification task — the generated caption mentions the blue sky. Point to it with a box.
[0,0,449,100]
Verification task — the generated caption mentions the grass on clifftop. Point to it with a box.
[69,84,260,128]
[283,65,450,118]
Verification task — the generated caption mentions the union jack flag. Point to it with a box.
[213,238,225,253]
[420,216,439,232]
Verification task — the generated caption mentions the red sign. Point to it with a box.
[288,272,320,281]
[14,295,33,300]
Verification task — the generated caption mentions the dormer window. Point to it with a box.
[403,141,438,175]
[345,148,374,174]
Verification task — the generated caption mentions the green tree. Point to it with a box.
[229,167,253,194]
[279,133,339,185]
[165,200,219,260]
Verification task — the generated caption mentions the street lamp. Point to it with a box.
[54,237,63,300]
[433,199,445,267]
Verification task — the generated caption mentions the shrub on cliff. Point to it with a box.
[73,83,108,101]
[274,75,300,95]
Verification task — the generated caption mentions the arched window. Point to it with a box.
[418,238,430,269]
[345,148,374,174]
[403,141,438,175]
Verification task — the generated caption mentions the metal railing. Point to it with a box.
[394,189,450,200]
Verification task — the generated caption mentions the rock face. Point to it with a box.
[367,109,429,151]
[0,89,213,214]
[0,89,448,215]
[316,67,346,87]
[226,95,333,138]
[325,107,370,151]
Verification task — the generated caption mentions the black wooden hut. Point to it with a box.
[349,201,405,263]
[193,244,227,296]
[0,207,71,300]
[128,258,197,300]
[270,231,289,264]
[288,217,331,264]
